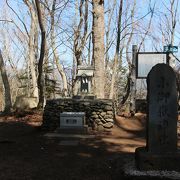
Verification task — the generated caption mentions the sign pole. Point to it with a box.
[130,45,137,115]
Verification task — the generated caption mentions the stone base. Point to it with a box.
[43,98,114,131]
[56,125,88,134]
[135,147,180,171]
[73,95,96,100]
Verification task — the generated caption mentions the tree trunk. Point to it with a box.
[51,0,68,97]
[120,0,136,106]
[109,0,123,99]
[105,0,116,69]
[92,0,105,99]
[25,0,39,98]
[129,45,137,115]
[72,0,89,96]
[0,50,12,112]
[35,0,46,109]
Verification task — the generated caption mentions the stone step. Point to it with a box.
[44,133,95,139]
[55,125,89,134]
[59,140,79,146]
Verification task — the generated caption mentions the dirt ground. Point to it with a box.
[0,111,179,180]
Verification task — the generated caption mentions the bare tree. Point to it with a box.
[158,0,179,67]
[159,0,179,45]
[0,50,12,112]
[138,2,155,51]
[35,0,46,108]
[105,0,116,69]
[50,0,68,97]
[109,0,123,99]
[121,0,136,105]
[92,0,105,98]
[72,0,90,95]
[73,0,89,66]
[24,0,39,98]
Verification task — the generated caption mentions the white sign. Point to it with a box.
[60,117,83,127]
[137,53,167,78]
[60,112,85,128]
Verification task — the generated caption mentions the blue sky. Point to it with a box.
[0,0,180,70]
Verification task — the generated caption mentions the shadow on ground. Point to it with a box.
[0,112,175,180]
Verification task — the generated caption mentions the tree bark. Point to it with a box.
[92,0,105,99]
[0,50,12,112]
[72,0,89,95]
[121,0,136,106]
[51,0,68,97]
[35,0,46,109]
[105,0,116,69]
[74,0,84,66]
[170,0,179,45]
[129,45,137,115]
[24,0,39,98]
[109,0,123,99]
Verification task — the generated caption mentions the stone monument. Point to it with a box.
[135,63,180,171]
[73,65,95,99]
[59,112,87,133]
[43,66,114,132]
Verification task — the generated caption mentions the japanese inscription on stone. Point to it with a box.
[60,112,85,128]
[147,64,178,153]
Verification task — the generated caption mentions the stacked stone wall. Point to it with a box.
[43,98,114,131]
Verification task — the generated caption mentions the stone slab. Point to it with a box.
[57,126,88,134]
[60,112,85,117]
[147,64,178,153]
[124,158,180,179]
[44,133,95,139]
[60,112,85,128]
[73,95,96,100]
[59,140,79,146]
[135,147,180,171]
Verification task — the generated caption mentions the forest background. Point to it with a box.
[0,0,179,112]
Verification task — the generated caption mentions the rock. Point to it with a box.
[93,123,98,130]
[103,122,113,129]
[104,115,113,119]
[106,119,114,123]
[95,119,101,123]
[91,114,98,119]
[14,96,38,110]
[98,115,106,123]
[83,102,90,106]
[97,124,104,131]
[100,112,106,116]
[97,121,103,126]
[105,105,112,111]
[98,109,103,112]
[92,112,97,115]
[107,111,113,115]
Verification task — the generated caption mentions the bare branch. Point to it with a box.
[0,19,13,23]
[6,0,29,37]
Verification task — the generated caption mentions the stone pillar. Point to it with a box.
[135,64,180,171]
